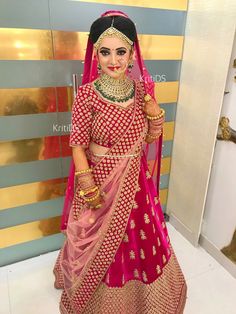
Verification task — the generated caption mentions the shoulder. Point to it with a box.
[75,83,93,104]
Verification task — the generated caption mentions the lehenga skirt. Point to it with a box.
[54,153,187,313]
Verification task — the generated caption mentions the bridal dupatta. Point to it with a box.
[59,10,164,314]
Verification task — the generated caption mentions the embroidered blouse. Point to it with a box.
[69,80,147,149]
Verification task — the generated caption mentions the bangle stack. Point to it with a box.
[146,108,165,120]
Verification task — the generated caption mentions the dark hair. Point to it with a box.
[89,15,137,44]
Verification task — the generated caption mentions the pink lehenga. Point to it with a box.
[53,10,187,314]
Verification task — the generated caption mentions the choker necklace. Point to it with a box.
[93,73,135,103]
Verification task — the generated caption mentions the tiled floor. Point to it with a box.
[1,223,236,314]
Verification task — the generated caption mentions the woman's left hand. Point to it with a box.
[143,95,162,117]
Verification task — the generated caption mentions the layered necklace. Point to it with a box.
[93,73,135,103]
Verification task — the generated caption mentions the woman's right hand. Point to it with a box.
[86,190,105,210]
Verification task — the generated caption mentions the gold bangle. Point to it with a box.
[84,189,100,202]
[146,108,165,120]
[79,186,98,197]
[75,168,92,176]
[147,132,162,139]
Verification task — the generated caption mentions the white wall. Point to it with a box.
[167,1,236,246]
[200,32,236,277]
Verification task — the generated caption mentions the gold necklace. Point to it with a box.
[94,73,135,103]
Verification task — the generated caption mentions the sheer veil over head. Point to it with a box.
[60,10,163,231]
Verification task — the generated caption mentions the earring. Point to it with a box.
[128,62,133,73]
[97,63,102,74]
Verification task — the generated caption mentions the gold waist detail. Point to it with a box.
[92,152,140,158]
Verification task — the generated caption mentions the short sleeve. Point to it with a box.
[69,85,93,148]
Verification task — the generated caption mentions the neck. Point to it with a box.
[100,72,130,83]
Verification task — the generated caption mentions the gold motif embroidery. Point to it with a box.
[142,271,148,282]
[156,264,161,274]
[136,183,141,192]
[133,269,139,278]
[140,229,147,240]
[157,237,161,247]
[162,221,166,229]
[144,213,150,224]
[154,196,159,205]
[130,220,136,229]
[122,274,125,285]
[132,200,138,209]
[146,170,151,179]
[153,224,156,233]
[153,245,157,256]
[146,194,149,204]
[123,233,129,243]
[162,254,167,264]
[140,249,145,260]
[129,250,135,260]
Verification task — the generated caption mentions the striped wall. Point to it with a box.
[0,0,187,265]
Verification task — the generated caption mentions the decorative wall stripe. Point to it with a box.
[75,0,188,11]
[0,233,65,266]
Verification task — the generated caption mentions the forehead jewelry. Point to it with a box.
[94,17,133,50]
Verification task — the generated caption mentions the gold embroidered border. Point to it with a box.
[64,82,148,311]
[60,245,187,314]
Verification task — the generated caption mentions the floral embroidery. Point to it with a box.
[157,237,161,247]
[133,269,139,278]
[154,196,159,205]
[156,264,161,274]
[132,200,138,209]
[130,220,136,229]
[152,224,156,233]
[142,271,148,282]
[145,170,151,179]
[153,245,157,256]
[146,194,149,204]
[162,254,167,264]
[123,233,129,243]
[136,183,141,192]
[140,229,147,240]
[129,250,136,260]
[140,249,145,260]
[144,213,150,224]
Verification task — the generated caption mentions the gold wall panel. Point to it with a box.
[53,31,89,60]
[160,189,168,205]
[0,28,53,60]
[155,81,179,104]
[0,178,67,211]
[75,0,188,11]
[0,216,61,248]
[163,121,175,141]
[138,35,183,60]
[0,87,56,116]
[0,136,63,166]
[53,31,183,61]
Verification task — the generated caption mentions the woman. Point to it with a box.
[53,10,187,314]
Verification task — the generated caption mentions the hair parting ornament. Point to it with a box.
[93,16,133,50]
